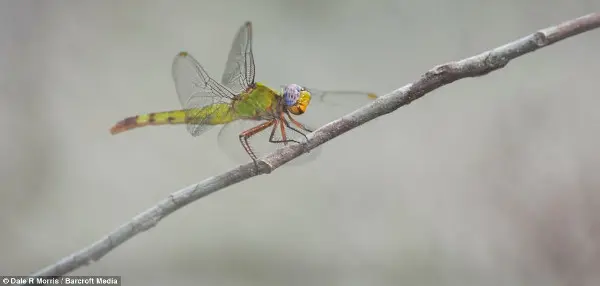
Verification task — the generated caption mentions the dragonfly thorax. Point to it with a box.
[282,84,311,115]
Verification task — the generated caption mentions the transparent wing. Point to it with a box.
[278,85,377,108]
[221,21,255,94]
[308,88,378,108]
[282,87,378,127]
[217,119,321,166]
[172,51,237,136]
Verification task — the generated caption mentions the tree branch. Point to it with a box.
[30,12,600,277]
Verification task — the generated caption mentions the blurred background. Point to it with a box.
[1,1,599,285]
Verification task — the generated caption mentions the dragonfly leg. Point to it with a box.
[278,113,308,143]
[267,119,301,145]
[239,120,276,166]
[281,119,309,143]
[283,112,312,154]
[270,116,311,154]
[285,111,314,133]
[267,121,279,142]
[279,115,288,145]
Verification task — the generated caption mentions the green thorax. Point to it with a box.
[232,82,281,119]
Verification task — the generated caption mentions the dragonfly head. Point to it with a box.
[283,84,311,115]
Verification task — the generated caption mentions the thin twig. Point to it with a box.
[30,12,600,277]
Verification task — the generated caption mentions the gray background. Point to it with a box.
[1,1,600,285]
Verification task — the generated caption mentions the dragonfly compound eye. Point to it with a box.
[283,84,302,106]
[288,89,311,115]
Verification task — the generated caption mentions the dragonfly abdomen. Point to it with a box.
[110,110,187,134]
[110,104,238,135]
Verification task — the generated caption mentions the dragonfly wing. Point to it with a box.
[221,21,255,94]
[172,52,236,136]
[307,88,377,108]
[280,87,378,126]
[217,119,321,166]
[278,85,376,109]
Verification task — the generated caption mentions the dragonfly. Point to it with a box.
[110,21,377,166]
